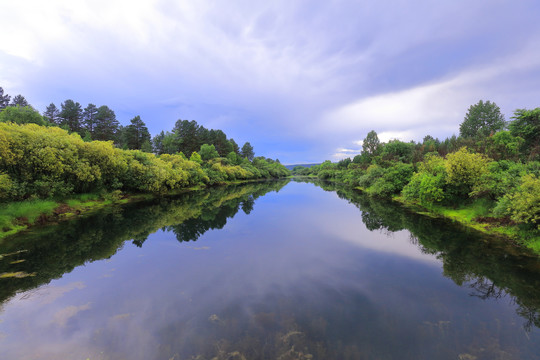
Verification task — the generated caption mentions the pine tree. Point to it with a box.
[124,115,151,149]
[94,105,119,141]
[59,99,83,133]
[83,104,99,136]
[0,87,11,109]
[43,103,60,124]
[241,142,254,161]
[10,94,30,108]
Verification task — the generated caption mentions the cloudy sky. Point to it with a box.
[1,0,540,164]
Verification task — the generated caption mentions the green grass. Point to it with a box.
[0,199,58,237]
[430,198,493,224]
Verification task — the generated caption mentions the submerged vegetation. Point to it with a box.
[293,101,540,252]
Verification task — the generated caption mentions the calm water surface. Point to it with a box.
[1,180,539,359]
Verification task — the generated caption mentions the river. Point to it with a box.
[0,180,539,359]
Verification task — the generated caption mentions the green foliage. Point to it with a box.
[0,123,287,201]
[0,105,47,126]
[59,99,83,134]
[445,147,490,198]
[471,160,526,199]
[509,108,540,160]
[241,142,255,161]
[153,131,178,155]
[123,115,151,150]
[190,151,203,164]
[402,155,447,204]
[93,105,119,141]
[0,199,57,233]
[227,151,242,166]
[460,100,505,138]
[484,131,523,161]
[362,130,380,157]
[140,140,153,153]
[368,162,414,197]
[10,94,30,107]
[496,174,540,229]
[380,140,415,163]
[0,173,12,200]
[358,165,385,189]
[0,87,10,109]
[199,144,219,161]
[43,103,60,125]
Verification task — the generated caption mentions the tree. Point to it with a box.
[94,105,119,141]
[173,119,200,155]
[153,131,178,155]
[229,138,240,154]
[140,140,153,153]
[199,144,219,161]
[43,103,60,125]
[509,107,540,160]
[10,94,30,108]
[445,147,490,198]
[0,105,46,126]
[0,87,10,109]
[460,100,505,138]
[189,151,203,164]
[241,142,254,161]
[82,104,99,136]
[59,99,83,133]
[362,130,381,159]
[380,140,415,163]
[124,115,151,150]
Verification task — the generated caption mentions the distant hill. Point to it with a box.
[284,163,321,170]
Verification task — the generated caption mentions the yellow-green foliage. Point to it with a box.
[0,173,12,200]
[445,147,490,195]
[504,174,540,229]
[0,123,288,200]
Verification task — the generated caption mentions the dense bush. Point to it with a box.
[0,123,289,200]
[402,155,447,205]
[494,174,540,229]
[369,163,414,197]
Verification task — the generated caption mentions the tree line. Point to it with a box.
[0,86,256,161]
[293,100,540,238]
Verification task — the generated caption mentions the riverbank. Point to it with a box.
[0,179,273,241]
[383,190,540,255]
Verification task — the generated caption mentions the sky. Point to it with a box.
[1,0,540,164]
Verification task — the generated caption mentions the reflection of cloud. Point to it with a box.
[53,302,91,327]
[19,282,86,304]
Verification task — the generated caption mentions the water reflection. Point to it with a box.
[312,179,540,332]
[0,180,289,304]
[0,180,539,360]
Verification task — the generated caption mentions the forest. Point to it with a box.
[292,100,540,250]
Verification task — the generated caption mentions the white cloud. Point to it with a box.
[1,0,540,163]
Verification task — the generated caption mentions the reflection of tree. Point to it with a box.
[241,196,255,215]
[0,180,289,304]
[307,179,540,332]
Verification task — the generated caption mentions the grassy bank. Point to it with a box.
[392,195,540,254]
